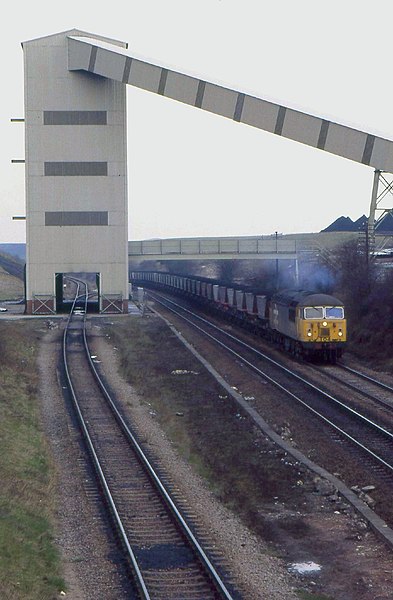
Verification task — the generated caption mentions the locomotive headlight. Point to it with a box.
[322,321,328,327]
[338,330,343,337]
[307,329,312,337]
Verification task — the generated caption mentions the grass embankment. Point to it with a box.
[107,315,307,540]
[0,322,64,599]
[0,269,24,302]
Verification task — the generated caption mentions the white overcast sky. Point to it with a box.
[1,0,393,243]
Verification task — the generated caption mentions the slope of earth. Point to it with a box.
[0,250,24,301]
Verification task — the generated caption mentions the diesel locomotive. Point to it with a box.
[268,289,346,362]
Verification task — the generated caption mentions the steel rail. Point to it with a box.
[309,363,393,413]
[81,302,234,600]
[148,291,393,473]
[340,364,393,394]
[62,281,151,599]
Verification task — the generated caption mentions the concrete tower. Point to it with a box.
[22,30,129,314]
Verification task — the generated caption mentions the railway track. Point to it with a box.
[62,282,235,599]
[323,363,393,411]
[147,290,393,489]
[297,361,393,438]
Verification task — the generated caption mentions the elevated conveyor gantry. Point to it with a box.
[67,33,393,247]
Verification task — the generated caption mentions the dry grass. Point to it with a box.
[0,322,64,599]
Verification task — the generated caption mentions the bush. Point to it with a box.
[333,240,393,366]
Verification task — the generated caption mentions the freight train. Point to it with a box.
[130,272,347,363]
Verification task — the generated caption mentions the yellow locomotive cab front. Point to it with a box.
[298,305,347,344]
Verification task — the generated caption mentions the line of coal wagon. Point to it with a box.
[131,272,347,363]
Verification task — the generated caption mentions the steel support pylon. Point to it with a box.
[368,169,393,252]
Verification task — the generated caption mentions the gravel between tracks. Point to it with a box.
[37,313,393,600]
